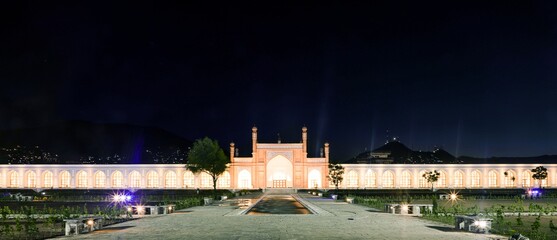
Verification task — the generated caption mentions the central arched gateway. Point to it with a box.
[266,155,293,188]
[228,127,330,189]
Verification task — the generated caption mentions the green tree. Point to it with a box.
[326,163,344,193]
[186,137,230,196]
[531,166,548,188]
[422,170,440,191]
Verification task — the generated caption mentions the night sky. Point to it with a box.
[2,1,557,160]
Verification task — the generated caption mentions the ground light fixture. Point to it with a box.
[447,190,460,203]
[110,192,133,203]
[474,220,487,229]
[136,206,144,214]
[87,219,94,226]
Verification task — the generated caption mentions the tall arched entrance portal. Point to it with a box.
[228,127,329,189]
[266,155,293,188]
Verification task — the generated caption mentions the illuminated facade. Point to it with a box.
[0,127,556,190]
[227,126,329,189]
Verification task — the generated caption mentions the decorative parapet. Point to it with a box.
[233,158,253,163]
[306,158,326,163]
[257,144,302,149]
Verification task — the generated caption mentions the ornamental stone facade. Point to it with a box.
[0,127,555,190]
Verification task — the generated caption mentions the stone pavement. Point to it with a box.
[59,193,506,240]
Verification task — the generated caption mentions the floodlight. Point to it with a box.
[474,220,487,228]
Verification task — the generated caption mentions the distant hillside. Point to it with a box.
[0,121,192,164]
[343,140,557,164]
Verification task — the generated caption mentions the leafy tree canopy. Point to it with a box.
[327,163,345,192]
[422,170,440,191]
[531,166,548,187]
[186,137,230,192]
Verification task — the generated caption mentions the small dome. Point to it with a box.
[302,126,307,132]
[252,126,258,132]
[230,142,235,146]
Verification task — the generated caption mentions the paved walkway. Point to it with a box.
[60,193,505,240]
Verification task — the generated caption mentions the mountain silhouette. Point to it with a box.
[0,120,192,164]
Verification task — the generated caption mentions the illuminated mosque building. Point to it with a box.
[0,127,555,190]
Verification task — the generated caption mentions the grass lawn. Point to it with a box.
[411,198,557,212]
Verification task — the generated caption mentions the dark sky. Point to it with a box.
[1,1,557,160]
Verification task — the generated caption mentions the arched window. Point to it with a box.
[346,171,359,188]
[471,170,481,188]
[26,171,36,188]
[130,171,141,188]
[43,171,53,188]
[60,171,71,188]
[9,171,19,188]
[165,171,177,188]
[238,170,251,189]
[488,170,498,188]
[437,171,447,188]
[521,170,531,187]
[112,171,123,188]
[541,177,548,188]
[147,171,159,188]
[200,172,212,188]
[364,170,376,188]
[183,171,195,188]
[418,170,428,188]
[504,170,516,188]
[401,170,412,188]
[94,171,106,188]
[218,171,231,188]
[77,171,88,188]
[382,171,394,188]
[453,171,464,188]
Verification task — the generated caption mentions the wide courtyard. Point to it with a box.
[60,193,505,240]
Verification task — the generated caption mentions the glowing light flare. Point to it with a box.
[87,219,94,226]
[447,190,461,204]
[474,220,487,228]
[401,205,409,211]
[110,193,133,203]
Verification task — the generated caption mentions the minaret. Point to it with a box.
[324,142,330,163]
[252,126,258,156]
[229,142,235,162]
[302,126,308,157]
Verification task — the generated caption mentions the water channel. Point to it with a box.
[246,195,312,215]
